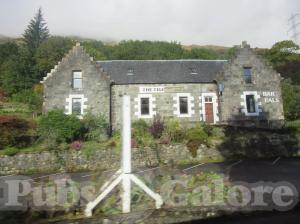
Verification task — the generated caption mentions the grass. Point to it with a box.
[0,102,35,119]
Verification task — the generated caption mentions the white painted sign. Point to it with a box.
[262,91,279,103]
[139,86,164,93]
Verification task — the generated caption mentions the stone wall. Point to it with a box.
[111,83,218,129]
[42,44,111,118]
[218,42,284,127]
[0,135,299,175]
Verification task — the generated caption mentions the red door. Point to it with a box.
[205,103,214,123]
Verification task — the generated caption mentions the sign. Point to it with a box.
[262,91,279,103]
[139,86,164,93]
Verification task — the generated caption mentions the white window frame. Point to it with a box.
[200,93,219,124]
[240,91,261,116]
[65,94,88,118]
[72,71,83,89]
[134,94,156,119]
[173,93,194,118]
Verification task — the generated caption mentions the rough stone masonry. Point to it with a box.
[42,41,284,129]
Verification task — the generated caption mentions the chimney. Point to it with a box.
[241,41,250,48]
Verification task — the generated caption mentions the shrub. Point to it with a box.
[186,125,209,157]
[2,147,19,156]
[132,119,149,134]
[186,125,209,142]
[38,110,81,144]
[149,115,164,139]
[81,113,109,142]
[0,115,36,149]
[162,118,185,143]
[132,119,155,147]
[203,124,225,138]
[210,126,225,138]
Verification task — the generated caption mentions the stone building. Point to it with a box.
[41,41,284,130]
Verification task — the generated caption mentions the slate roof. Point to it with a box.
[96,60,227,84]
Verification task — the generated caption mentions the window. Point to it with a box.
[72,71,82,89]
[179,96,188,114]
[243,67,252,84]
[246,95,256,113]
[190,68,198,75]
[127,68,134,76]
[72,98,82,115]
[205,96,213,102]
[140,98,150,115]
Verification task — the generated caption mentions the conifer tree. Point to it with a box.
[23,7,49,53]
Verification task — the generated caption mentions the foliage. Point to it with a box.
[266,40,299,68]
[34,36,74,80]
[0,115,36,149]
[186,125,209,157]
[83,40,223,60]
[149,115,165,139]
[265,40,300,84]
[23,7,49,53]
[0,46,35,94]
[81,113,109,141]
[81,141,98,158]
[105,131,121,148]
[11,89,43,114]
[277,60,300,84]
[183,47,218,59]
[38,110,81,144]
[0,42,19,66]
[1,147,19,156]
[281,80,300,120]
[202,124,225,138]
[82,41,107,60]
[285,120,300,137]
[0,88,7,102]
[132,119,155,147]
[162,118,185,143]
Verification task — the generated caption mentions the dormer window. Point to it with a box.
[243,67,252,84]
[190,68,198,75]
[127,68,134,75]
[72,71,82,89]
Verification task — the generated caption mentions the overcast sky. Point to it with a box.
[0,0,299,48]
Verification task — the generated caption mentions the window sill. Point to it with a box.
[139,114,153,119]
[177,113,192,118]
[245,112,259,117]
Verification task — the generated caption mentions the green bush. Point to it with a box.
[82,113,109,142]
[162,118,185,143]
[186,125,209,157]
[38,110,81,144]
[203,124,225,139]
[186,125,209,142]
[2,147,19,156]
[132,119,155,147]
[282,80,300,120]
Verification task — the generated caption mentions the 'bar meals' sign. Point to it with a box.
[262,91,279,103]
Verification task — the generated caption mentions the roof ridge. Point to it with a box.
[96,59,228,62]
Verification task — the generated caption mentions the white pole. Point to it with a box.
[84,95,162,216]
[122,95,131,174]
[122,95,131,213]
